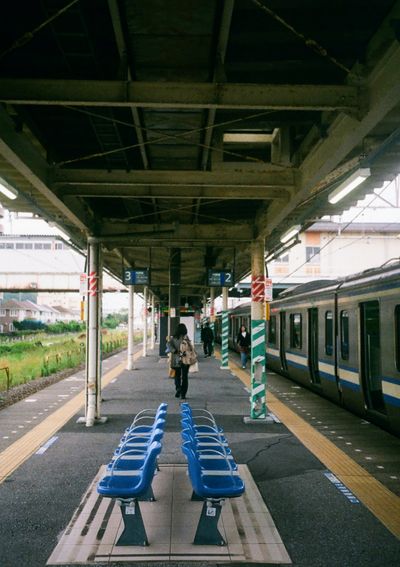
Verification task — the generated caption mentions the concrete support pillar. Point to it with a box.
[84,240,106,426]
[169,248,181,336]
[220,286,229,369]
[127,285,135,370]
[249,238,267,419]
[143,286,148,357]
[150,293,155,350]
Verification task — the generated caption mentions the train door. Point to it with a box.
[308,308,321,384]
[279,311,288,373]
[360,301,386,414]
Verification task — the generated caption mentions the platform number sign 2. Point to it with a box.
[208,270,233,287]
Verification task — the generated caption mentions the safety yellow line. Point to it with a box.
[229,359,400,540]
[0,352,140,484]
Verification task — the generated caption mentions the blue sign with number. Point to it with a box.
[208,270,233,287]
[123,269,150,285]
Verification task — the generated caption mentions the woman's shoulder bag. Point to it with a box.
[181,337,198,366]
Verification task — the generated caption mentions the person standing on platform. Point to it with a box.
[168,323,190,400]
[236,324,251,369]
[201,322,214,357]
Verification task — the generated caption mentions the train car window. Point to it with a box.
[340,311,349,360]
[268,316,277,345]
[396,305,400,372]
[290,313,302,349]
[325,311,333,355]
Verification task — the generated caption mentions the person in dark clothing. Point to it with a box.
[168,323,190,399]
[236,325,251,369]
[201,322,214,357]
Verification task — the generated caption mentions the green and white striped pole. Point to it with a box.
[249,239,267,419]
[250,318,267,418]
[220,286,229,369]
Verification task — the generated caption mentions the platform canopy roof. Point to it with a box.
[1,0,400,303]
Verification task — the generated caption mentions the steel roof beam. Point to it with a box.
[57,185,290,200]
[53,167,296,188]
[0,79,359,112]
[0,108,87,232]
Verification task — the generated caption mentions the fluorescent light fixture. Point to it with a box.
[266,236,300,263]
[328,168,371,204]
[280,225,301,244]
[0,179,18,200]
[48,221,71,241]
[223,132,274,143]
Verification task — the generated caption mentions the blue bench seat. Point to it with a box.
[180,404,245,546]
[98,440,162,546]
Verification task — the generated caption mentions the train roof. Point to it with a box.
[273,258,400,301]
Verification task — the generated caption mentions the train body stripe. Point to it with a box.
[319,361,335,374]
[338,367,359,385]
[266,347,280,357]
[383,380,400,400]
[340,379,361,392]
[383,394,400,407]
[286,352,308,367]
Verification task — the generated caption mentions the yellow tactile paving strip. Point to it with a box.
[0,355,136,484]
[230,359,400,540]
[47,464,291,564]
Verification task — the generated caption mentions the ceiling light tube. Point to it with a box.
[0,180,18,200]
[280,225,301,244]
[328,168,371,204]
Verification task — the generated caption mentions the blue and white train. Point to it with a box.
[216,259,400,436]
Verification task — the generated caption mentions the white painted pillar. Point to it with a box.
[85,240,103,427]
[143,285,148,357]
[127,285,135,370]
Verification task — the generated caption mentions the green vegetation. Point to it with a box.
[12,320,85,333]
[0,329,129,393]
[102,310,128,329]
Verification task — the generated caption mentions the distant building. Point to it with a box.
[267,222,400,285]
[0,233,126,313]
[0,298,73,332]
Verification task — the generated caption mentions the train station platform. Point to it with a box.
[0,346,399,567]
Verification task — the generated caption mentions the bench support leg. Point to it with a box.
[138,485,155,502]
[194,499,225,546]
[116,499,149,547]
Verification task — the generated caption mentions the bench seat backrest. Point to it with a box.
[97,441,162,499]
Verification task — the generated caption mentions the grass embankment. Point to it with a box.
[0,330,130,392]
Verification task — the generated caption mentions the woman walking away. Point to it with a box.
[236,325,251,369]
[168,323,190,400]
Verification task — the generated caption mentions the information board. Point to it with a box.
[207,270,233,287]
[123,268,150,285]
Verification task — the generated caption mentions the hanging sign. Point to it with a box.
[265,278,273,302]
[79,273,87,295]
[207,270,233,287]
[123,268,150,285]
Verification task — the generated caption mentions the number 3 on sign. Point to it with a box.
[124,270,132,283]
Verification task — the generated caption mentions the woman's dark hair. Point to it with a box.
[173,323,188,338]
